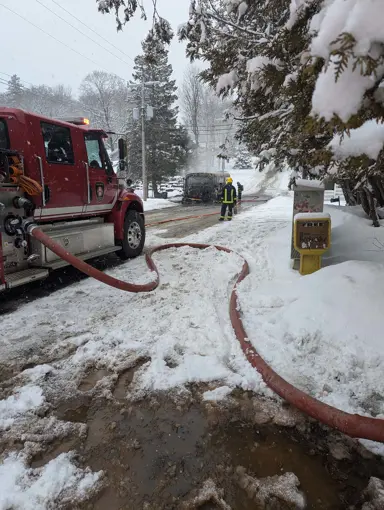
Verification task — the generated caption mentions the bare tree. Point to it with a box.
[80,71,128,150]
[180,65,237,171]
[19,83,80,118]
[180,65,204,146]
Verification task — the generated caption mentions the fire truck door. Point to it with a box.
[83,133,118,215]
[35,121,86,220]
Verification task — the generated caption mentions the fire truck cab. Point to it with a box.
[0,108,145,291]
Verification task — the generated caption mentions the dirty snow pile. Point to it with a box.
[0,452,101,510]
[0,385,44,430]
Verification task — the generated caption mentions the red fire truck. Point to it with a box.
[0,108,145,291]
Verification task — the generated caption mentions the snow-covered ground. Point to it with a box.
[2,174,384,503]
[0,452,101,510]
[133,190,178,211]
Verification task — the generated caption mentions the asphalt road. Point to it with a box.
[145,194,268,238]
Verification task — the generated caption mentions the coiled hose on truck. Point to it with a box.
[28,224,384,443]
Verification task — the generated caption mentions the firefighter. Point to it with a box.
[219,177,237,221]
[237,181,244,202]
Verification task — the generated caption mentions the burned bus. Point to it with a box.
[182,172,230,204]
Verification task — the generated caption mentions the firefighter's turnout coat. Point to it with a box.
[221,183,237,204]
[220,184,237,220]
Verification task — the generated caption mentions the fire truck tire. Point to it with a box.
[117,210,145,259]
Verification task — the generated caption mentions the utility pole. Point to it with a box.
[129,79,160,201]
[141,78,147,201]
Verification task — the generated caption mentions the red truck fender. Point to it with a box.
[107,190,144,241]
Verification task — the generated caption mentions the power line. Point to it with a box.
[0,4,128,82]
[49,0,135,63]
[35,0,134,68]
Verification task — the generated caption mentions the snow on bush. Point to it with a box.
[237,2,248,21]
[216,70,238,94]
[286,0,317,30]
[311,57,380,122]
[0,385,44,430]
[224,0,244,14]
[309,0,384,122]
[246,57,283,92]
[0,452,102,510]
[329,120,384,160]
[283,71,298,87]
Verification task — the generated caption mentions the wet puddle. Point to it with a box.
[113,359,149,400]
[33,390,384,510]
[78,369,111,392]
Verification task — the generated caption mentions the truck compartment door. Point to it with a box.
[35,121,86,220]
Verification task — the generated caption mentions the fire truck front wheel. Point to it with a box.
[117,210,145,259]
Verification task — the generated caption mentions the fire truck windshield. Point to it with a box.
[0,119,9,149]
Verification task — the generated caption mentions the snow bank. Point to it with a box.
[0,452,101,510]
[323,204,384,266]
[133,191,177,212]
[329,120,384,160]
[143,199,177,211]
[237,203,384,437]
[240,260,384,416]
[0,385,44,430]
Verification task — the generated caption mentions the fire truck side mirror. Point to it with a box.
[118,138,127,162]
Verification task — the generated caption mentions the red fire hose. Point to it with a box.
[29,225,384,443]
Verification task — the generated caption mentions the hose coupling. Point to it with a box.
[22,219,38,234]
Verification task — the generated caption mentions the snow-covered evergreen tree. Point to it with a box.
[233,144,252,169]
[127,30,190,192]
[6,75,25,107]
[177,0,384,224]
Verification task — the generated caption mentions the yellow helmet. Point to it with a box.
[226,177,233,184]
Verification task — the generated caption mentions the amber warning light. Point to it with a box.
[58,116,90,126]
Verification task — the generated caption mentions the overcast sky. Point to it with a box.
[0,0,191,95]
